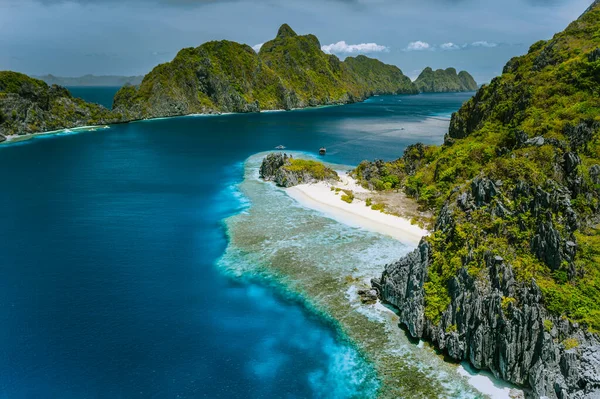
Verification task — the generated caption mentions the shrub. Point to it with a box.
[371,203,385,212]
[341,190,354,204]
[563,338,579,350]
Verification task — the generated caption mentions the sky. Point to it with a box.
[0,0,595,84]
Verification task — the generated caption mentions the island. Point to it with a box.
[112,24,419,120]
[0,71,121,140]
[414,67,478,93]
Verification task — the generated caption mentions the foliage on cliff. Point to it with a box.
[0,71,120,137]
[357,4,600,331]
[340,55,418,95]
[259,152,338,188]
[113,24,418,120]
[414,67,478,93]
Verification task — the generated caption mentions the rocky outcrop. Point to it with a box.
[259,152,338,188]
[0,71,121,136]
[372,166,600,398]
[113,24,418,120]
[375,244,600,398]
[414,67,478,93]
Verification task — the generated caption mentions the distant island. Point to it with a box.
[34,74,143,87]
[112,24,419,120]
[0,71,121,139]
[1,24,478,139]
[414,67,478,93]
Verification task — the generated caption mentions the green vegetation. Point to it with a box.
[563,338,579,350]
[283,158,338,181]
[352,5,600,331]
[344,55,418,95]
[544,319,554,332]
[501,296,517,312]
[341,190,355,203]
[113,24,419,120]
[0,71,119,136]
[414,67,478,93]
[371,203,386,212]
[366,198,373,207]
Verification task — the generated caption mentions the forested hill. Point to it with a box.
[112,24,419,120]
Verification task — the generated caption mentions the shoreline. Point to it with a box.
[0,92,429,146]
[286,172,427,245]
[221,152,524,398]
[0,125,112,146]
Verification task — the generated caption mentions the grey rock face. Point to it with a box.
[377,243,600,398]
[374,173,600,398]
[590,165,600,186]
[0,84,121,136]
[259,152,338,188]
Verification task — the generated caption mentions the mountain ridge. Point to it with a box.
[112,24,421,120]
[414,67,478,93]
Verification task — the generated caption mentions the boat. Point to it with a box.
[275,145,286,150]
[319,147,326,155]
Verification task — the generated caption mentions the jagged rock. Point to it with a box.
[588,48,600,62]
[0,72,121,136]
[379,240,431,338]
[565,120,599,153]
[357,289,379,304]
[525,136,545,146]
[376,245,600,398]
[590,165,600,185]
[259,152,288,180]
[531,212,564,270]
[471,176,498,206]
[259,152,338,188]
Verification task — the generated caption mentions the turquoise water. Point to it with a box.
[0,93,472,398]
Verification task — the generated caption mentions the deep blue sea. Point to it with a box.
[0,93,472,398]
[67,86,121,109]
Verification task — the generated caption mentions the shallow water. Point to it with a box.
[220,154,488,398]
[0,93,473,398]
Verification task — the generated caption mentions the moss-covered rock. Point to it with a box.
[365,4,600,397]
[259,153,338,188]
[414,67,478,93]
[113,24,418,119]
[0,71,122,137]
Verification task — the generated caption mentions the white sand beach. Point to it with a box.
[286,171,428,245]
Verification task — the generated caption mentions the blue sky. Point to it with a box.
[0,0,594,83]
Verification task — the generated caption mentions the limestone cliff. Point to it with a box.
[0,71,121,138]
[260,153,338,188]
[113,24,418,120]
[414,67,478,93]
[365,3,600,398]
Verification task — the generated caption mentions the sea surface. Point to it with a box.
[0,92,473,398]
[66,86,121,109]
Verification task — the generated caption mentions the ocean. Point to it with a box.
[0,92,476,398]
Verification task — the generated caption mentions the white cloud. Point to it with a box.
[252,43,264,52]
[440,42,460,51]
[321,41,389,54]
[471,41,498,48]
[404,41,431,51]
